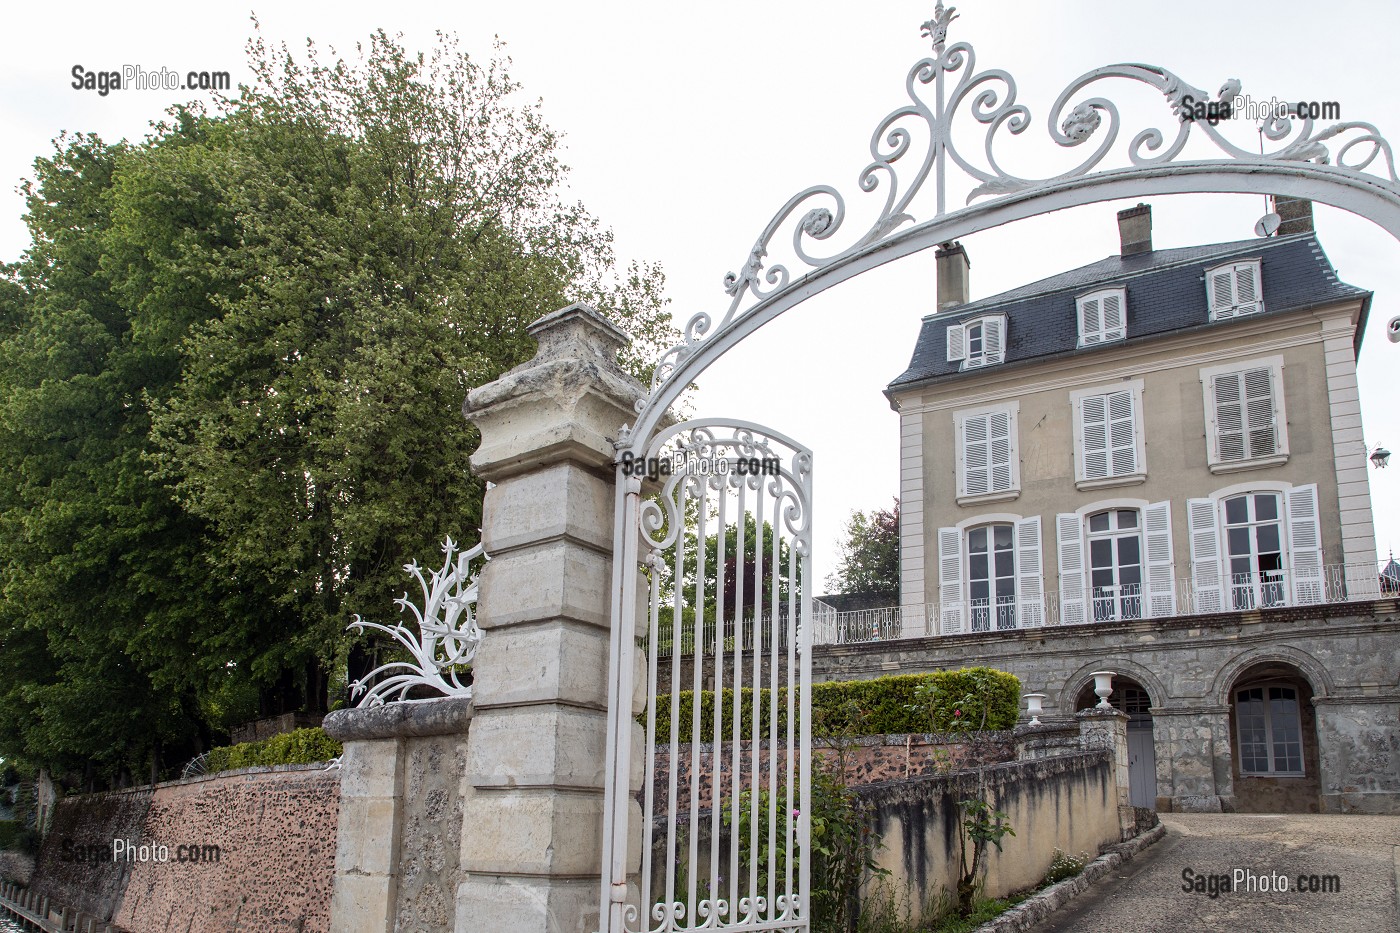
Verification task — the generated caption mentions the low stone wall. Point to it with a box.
[648,732,1016,814]
[865,751,1121,922]
[28,763,339,931]
[230,711,326,745]
[30,786,152,920]
[643,748,1122,921]
[113,765,339,931]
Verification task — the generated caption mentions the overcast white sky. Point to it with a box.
[4,0,1400,586]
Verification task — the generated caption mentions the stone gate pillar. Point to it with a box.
[1076,708,1136,840]
[456,303,645,933]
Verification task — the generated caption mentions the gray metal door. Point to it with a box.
[1127,723,1157,808]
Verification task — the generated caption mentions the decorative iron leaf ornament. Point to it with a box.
[348,536,487,706]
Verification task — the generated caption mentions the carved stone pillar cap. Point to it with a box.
[464,302,645,480]
[526,302,631,363]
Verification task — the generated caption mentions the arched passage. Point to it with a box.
[1226,660,1322,813]
[1072,672,1159,809]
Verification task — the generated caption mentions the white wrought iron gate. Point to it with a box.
[600,419,813,933]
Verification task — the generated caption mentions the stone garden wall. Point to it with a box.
[649,732,1016,814]
[644,748,1123,921]
[26,763,339,932]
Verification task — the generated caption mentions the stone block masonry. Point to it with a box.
[805,601,1400,814]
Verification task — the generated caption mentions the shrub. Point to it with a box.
[909,667,1022,734]
[203,727,342,774]
[1041,848,1091,887]
[647,669,1020,743]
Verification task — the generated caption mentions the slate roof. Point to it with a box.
[887,233,1371,394]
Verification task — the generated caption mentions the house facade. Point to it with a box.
[869,201,1400,814]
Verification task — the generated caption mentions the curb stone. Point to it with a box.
[975,822,1169,932]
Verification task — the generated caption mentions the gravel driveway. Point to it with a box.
[1022,813,1400,933]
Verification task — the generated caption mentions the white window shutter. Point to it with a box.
[1108,390,1137,475]
[1287,483,1325,605]
[1144,500,1176,618]
[1243,367,1277,457]
[1187,497,1224,613]
[1079,297,1102,345]
[983,316,1006,364]
[1212,373,1246,462]
[1102,291,1126,340]
[1233,262,1262,315]
[1208,267,1236,318]
[988,410,1013,492]
[1056,513,1086,626]
[938,526,964,634]
[961,415,989,496]
[1016,517,1044,627]
[1080,395,1110,480]
[947,323,967,362]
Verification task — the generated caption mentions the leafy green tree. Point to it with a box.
[0,131,254,786]
[825,499,899,597]
[148,29,673,706]
[0,26,676,785]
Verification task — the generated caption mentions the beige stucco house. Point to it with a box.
[855,200,1400,813]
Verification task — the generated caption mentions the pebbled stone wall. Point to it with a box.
[31,787,153,920]
[112,764,339,932]
[29,763,339,932]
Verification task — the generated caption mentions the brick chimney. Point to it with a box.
[1117,203,1152,256]
[1271,195,1314,235]
[936,241,970,310]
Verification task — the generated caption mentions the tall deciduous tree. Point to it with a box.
[0,26,676,784]
[826,500,900,597]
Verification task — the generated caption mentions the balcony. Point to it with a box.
[810,561,1400,645]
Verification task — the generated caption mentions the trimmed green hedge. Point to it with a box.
[203,727,342,774]
[646,668,1020,743]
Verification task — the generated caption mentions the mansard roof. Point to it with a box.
[887,232,1371,394]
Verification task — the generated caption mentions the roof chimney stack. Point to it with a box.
[1271,195,1314,235]
[936,241,970,310]
[1117,203,1152,256]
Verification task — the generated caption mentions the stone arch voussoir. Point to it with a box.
[1211,644,1335,706]
[1059,656,1170,715]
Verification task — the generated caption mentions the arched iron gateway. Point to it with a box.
[597,5,1400,930]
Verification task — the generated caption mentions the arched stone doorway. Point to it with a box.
[1227,661,1321,813]
[1075,677,1157,809]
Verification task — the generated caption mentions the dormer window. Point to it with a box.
[946,314,1006,370]
[1206,259,1264,320]
[1076,287,1127,347]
